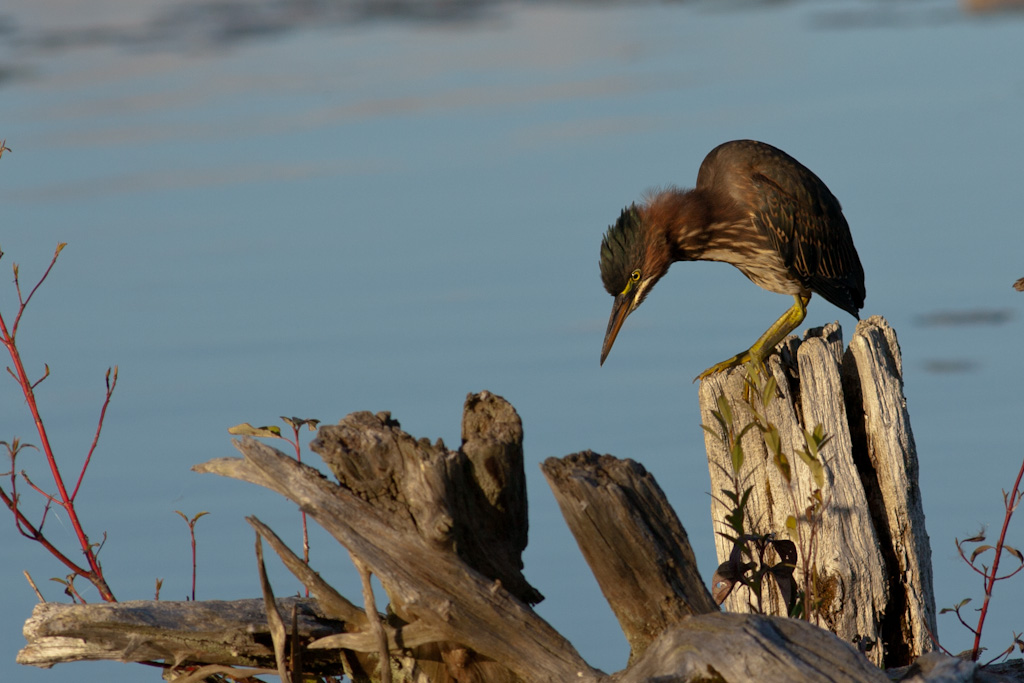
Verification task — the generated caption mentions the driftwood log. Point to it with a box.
[542,452,719,663]
[699,316,935,668]
[17,351,1017,681]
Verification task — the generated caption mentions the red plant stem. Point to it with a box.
[5,343,116,600]
[1,320,68,503]
[11,245,64,338]
[0,486,94,579]
[289,426,311,597]
[0,249,116,602]
[956,540,993,578]
[71,367,117,502]
[971,454,1024,660]
[190,523,197,601]
[20,470,62,505]
[67,580,87,604]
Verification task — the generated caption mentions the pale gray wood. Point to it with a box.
[698,318,935,669]
[797,328,890,655]
[700,325,888,658]
[307,391,543,682]
[17,383,958,683]
[246,516,365,624]
[614,612,891,683]
[893,656,1024,683]
[20,597,1024,683]
[312,391,541,606]
[542,451,718,662]
[846,315,937,661]
[18,598,342,671]
[196,435,600,682]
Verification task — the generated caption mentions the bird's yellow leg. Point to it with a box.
[695,295,810,381]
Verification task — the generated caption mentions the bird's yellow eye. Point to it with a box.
[614,270,638,296]
[620,269,642,296]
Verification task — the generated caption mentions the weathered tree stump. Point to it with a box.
[698,316,935,668]
[542,451,718,663]
[209,392,587,682]
[20,377,995,682]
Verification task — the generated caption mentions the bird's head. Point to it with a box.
[599,203,670,365]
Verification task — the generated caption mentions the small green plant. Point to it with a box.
[939,454,1024,664]
[704,363,833,621]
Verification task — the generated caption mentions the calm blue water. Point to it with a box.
[3,1,1024,680]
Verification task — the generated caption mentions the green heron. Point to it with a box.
[599,139,865,378]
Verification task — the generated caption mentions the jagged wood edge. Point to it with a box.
[194,437,600,682]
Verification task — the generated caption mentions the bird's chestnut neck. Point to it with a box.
[642,188,725,262]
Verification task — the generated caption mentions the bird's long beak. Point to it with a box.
[600,294,632,366]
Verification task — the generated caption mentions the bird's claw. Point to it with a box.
[694,351,752,383]
[694,350,775,384]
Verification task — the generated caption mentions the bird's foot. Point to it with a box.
[695,296,806,381]
[694,350,773,383]
[695,350,753,382]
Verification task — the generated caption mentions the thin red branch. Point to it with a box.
[971,454,1024,660]
[65,577,88,604]
[2,327,93,557]
[0,244,116,602]
[176,511,208,601]
[954,605,979,636]
[20,469,62,506]
[286,423,312,596]
[71,366,117,502]
[955,540,993,578]
[921,620,953,657]
[11,245,66,342]
[289,426,311,566]
[0,486,94,578]
[30,363,51,389]
[995,563,1024,581]
[190,523,197,601]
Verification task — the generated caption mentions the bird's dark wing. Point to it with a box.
[700,140,865,317]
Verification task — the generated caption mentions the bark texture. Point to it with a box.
[698,316,935,668]
[542,451,717,663]
[16,361,970,682]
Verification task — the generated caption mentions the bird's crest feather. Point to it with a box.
[600,205,645,296]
